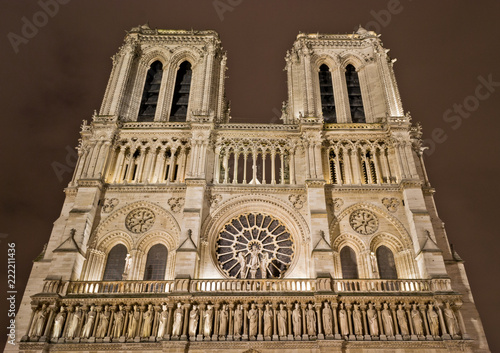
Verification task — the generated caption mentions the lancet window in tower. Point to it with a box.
[143,244,168,280]
[376,245,398,279]
[345,64,365,123]
[340,246,359,279]
[102,244,127,281]
[138,61,163,122]
[318,64,336,123]
[170,61,192,122]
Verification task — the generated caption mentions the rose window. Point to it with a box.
[125,208,155,234]
[349,209,378,235]
[215,213,295,279]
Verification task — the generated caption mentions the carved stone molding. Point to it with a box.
[288,194,306,209]
[349,209,378,235]
[382,197,400,213]
[168,197,185,213]
[125,208,155,234]
[102,198,119,213]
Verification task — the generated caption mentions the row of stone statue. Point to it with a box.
[23,300,467,343]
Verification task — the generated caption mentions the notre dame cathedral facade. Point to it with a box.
[8,24,490,353]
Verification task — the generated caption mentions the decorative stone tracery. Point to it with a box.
[215,213,295,279]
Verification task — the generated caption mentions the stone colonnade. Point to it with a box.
[23,298,467,344]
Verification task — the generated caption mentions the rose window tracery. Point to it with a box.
[215,213,295,279]
[125,208,155,234]
[349,209,378,235]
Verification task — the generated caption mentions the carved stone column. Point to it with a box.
[454,302,470,339]
[272,303,279,341]
[346,303,355,340]
[360,303,370,341]
[301,303,308,340]
[390,303,400,340]
[419,303,431,340]
[436,302,450,340]
[375,303,385,340]
[315,303,324,340]
[181,303,190,340]
[197,303,205,341]
[228,303,234,341]
[332,302,340,339]
[257,303,264,341]
[212,303,220,341]
[286,303,293,341]
[40,305,56,342]
[166,302,174,340]
[242,303,249,340]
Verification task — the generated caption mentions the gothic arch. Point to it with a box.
[313,54,339,72]
[135,231,177,280]
[332,232,366,254]
[201,194,310,278]
[140,48,171,68]
[369,232,405,253]
[329,202,413,250]
[95,231,133,253]
[88,201,181,249]
[339,52,366,70]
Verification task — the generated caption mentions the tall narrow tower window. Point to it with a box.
[170,61,192,122]
[143,244,167,280]
[376,245,398,279]
[345,64,365,123]
[318,64,336,123]
[340,246,359,279]
[102,244,127,281]
[138,61,163,122]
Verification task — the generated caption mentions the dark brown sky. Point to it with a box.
[1,0,499,350]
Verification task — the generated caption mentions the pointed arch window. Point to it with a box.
[340,246,359,279]
[376,245,398,279]
[318,64,336,123]
[170,61,192,122]
[143,244,168,280]
[138,61,163,122]
[345,64,366,123]
[102,244,127,280]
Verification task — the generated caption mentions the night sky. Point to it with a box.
[1,1,499,350]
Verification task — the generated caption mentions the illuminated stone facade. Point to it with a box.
[7,24,490,353]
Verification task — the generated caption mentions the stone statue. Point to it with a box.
[171,302,183,337]
[219,304,229,337]
[292,303,302,337]
[157,304,169,339]
[234,304,243,336]
[128,305,140,338]
[367,303,379,336]
[396,304,409,336]
[260,252,271,279]
[411,304,423,336]
[277,304,287,337]
[81,305,96,338]
[31,304,48,337]
[248,303,258,337]
[188,305,199,337]
[338,303,349,336]
[443,302,459,336]
[427,304,440,337]
[111,305,127,338]
[67,306,82,338]
[237,252,247,279]
[322,302,333,336]
[263,304,273,337]
[142,304,154,338]
[247,245,261,279]
[122,253,132,279]
[95,305,110,338]
[51,307,66,340]
[306,303,316,336]
[381,303,394,336]
[352,304,363,336]
[203,305,214,337]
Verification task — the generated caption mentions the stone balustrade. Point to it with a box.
[43,278,451,297]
